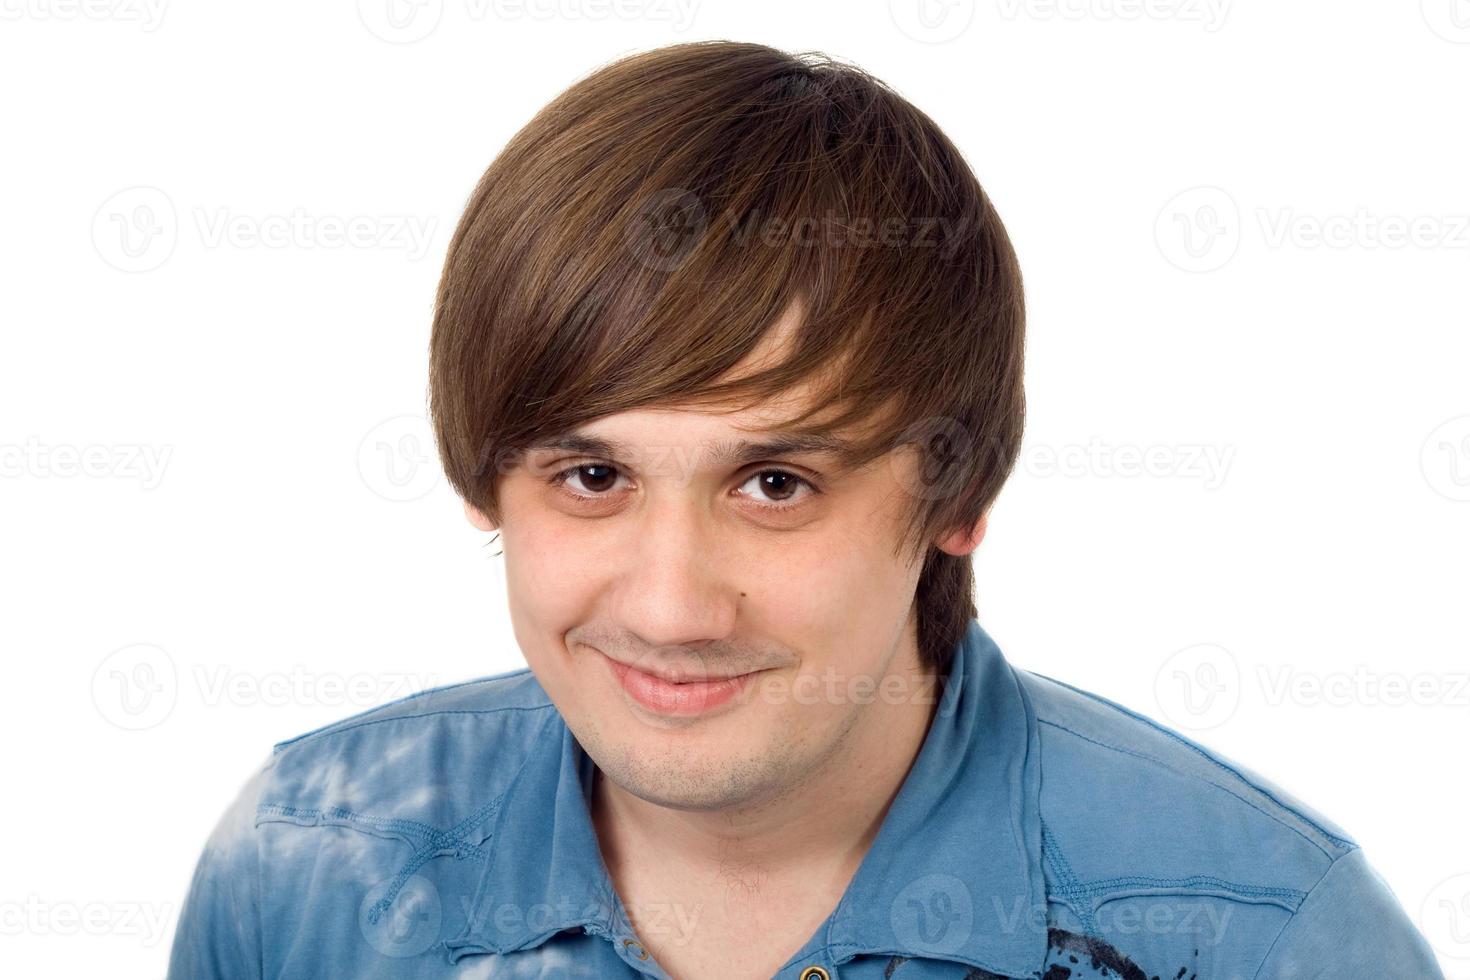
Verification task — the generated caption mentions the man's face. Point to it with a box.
[476,387,934,813]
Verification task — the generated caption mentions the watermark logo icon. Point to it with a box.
[1421,415,1470,502]
[359,875,442,958]
[1422,0,1470,42]
[890,416,980,502]
[358,415,441,502]
[93,186,177,273]
[92,643,178,730]
[1154,642,1240,730]
[622,187,707,273]
[1155,186,1240,272]
[889,873,973,955]
[1421,873,1470,960]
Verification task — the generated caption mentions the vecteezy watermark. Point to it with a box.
[0,895,174,946]
[1422,872,1470,962]
[478,892,703,947]
[92,186,177,273]
[1421,0,1470,43]
[92,643,179,731]
[92,186,438,272]
[356,0,699,44]
[358,414,442,502]
[192,665,440,709]
[619,190,986,273]
[885,420,1234,492]
[360,875,442,958]
[193,207,436,259]
[1421,414,1470,503]
[0,0,168,30]
[1256,208,1470,251]
[889,416,980,503]
[1155,186,1241,273]
[889,0,976,44]
[0,436,173,489]
[889,874,974,955]
[1153,642,1241,731]
[622,187,708,273]
[1018,437,1235,489]
[995,0,1230,32]
[1093,901,1231,946]
[1256,665,1470,709]
[615,899,702,948]
[1156,644,1470,730]
[723,210,975,254]
[990,894,1233,946]
[92,642,442,730]
[744,668,952,709]
[1156,186,1470,272]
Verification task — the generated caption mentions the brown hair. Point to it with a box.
[428,40,1025,677]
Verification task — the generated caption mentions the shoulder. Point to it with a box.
[1013,667,1358,902]
[172,667,564,977]
[254,665,558,825]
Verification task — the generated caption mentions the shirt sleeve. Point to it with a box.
[1251,846,1444,979]
[165,753,273,980]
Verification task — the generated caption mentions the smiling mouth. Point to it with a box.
[631,665,757,684]
[598,650,768,717]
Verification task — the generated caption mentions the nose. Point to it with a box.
[608,493,741,652]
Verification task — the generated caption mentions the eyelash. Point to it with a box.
[546,461,821,511]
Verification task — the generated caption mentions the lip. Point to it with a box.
[601,652,765,718]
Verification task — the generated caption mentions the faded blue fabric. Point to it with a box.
[166,620,1444,979]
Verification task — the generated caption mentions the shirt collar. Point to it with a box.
[451,619,1048,978]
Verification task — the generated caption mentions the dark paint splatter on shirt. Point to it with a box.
[881,928,1200,979]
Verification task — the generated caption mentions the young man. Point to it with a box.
[167,41,1444,979]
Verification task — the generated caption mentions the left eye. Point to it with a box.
[736,469,817,507]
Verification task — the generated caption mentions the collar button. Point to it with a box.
[799,968,831,980]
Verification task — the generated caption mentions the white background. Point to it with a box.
[2,1,1467,976]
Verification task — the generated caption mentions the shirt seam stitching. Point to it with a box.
[1082,875,1305,902]
[1042,817,1098,933]
[254,802,492,853]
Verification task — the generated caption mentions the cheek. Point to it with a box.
[739,526,915,655]
[498,483,605,640]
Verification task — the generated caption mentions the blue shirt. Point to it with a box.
[167,619,1444,979]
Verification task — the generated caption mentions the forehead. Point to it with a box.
[522,298,893,472]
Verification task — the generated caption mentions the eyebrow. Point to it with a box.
[525,430,857,469]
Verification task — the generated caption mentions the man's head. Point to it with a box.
[427,40,1025,806]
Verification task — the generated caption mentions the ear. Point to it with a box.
[933,511,988,557]
[462,499,498,532]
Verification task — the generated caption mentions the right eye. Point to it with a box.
[548,462,628,500]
